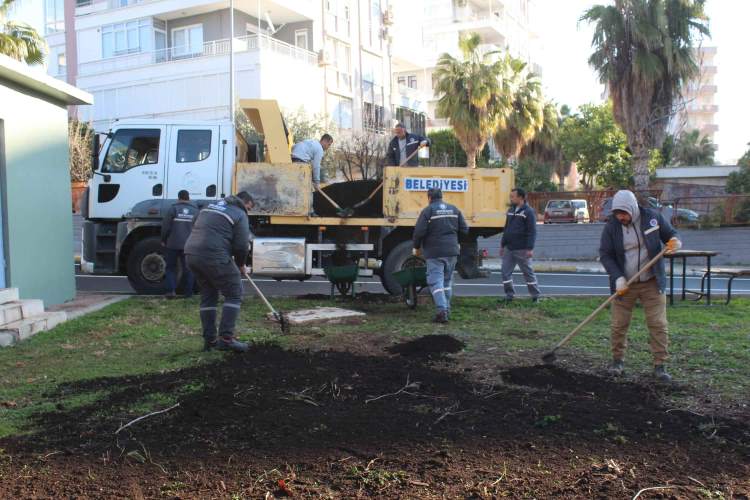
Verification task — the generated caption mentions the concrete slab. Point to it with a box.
[48,293,129,320]
[0,288,20,305]
[268,307,366,327]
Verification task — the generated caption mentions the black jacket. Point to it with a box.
[161,200,198,250]
[599,207,677,293]
[387,133,429,166]
[413,200,469,259]
[501,203,536,250]
[184,196,252,265]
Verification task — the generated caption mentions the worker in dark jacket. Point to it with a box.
[161,190,198,299]
[600,190,681,382]
[185,192,254,352]
[386,123,429,166]
[499,188,540,304]
[413,188,469,323]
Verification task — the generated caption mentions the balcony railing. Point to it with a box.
[78,34,317,76]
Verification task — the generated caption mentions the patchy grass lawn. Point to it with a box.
[0,295,748,439]
[0,295,748,498]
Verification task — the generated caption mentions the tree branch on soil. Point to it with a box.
[115,403,180,434]
[632,485,675,500]
[365,375,421,404]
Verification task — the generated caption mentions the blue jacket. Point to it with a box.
[184,196,252,266]
[501,203,537,250]
[161,200,198,250]
[413,200,469,259]
[599,207,677,293]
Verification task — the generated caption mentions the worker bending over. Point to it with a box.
[185,192,255,353]
[599,190,682,382]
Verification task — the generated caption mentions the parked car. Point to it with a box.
[543,199,590,223]
[597,196,700,224]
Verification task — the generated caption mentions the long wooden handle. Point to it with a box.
[352,181,384,208]
[398,145,422,166]
[243,271,278,316]
[551,246,669,351]
[316,186,343,210]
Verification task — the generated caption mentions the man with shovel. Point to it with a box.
[600,190,682,382]
[185,192,255,353]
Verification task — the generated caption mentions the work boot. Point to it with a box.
[531,296,541,304]
[165,291,177,300]
[654,365,672,383]
[498,297,513,307]
[432,310,449,324]
[608,359,625,376]
[217,335,249,353]
[203,337,217,352]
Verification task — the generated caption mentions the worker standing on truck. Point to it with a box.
[413,188,469,324]
[291,134,334,191]
[499,188,541,304]
[184,192,255,353]
[387,123,430,166]
[600,189,682,382]
[161,189,198,299]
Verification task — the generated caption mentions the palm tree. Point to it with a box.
[493,56,544,165]
[520,101,571,189]
[433,33,511,168]
[582,0,710,191]
[673,129,716,166]
[0,0,47,64]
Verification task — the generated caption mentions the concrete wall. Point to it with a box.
[166,9,263,47]
[478,224,750,266]
[0,80,76,306]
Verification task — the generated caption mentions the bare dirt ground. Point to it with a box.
[1,333,748,499]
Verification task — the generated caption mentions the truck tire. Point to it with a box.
[380,240,415,295]
[126,236,170,295]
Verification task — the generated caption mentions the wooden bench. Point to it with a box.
[700,268,750,305]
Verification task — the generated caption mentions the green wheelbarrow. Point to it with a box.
[323,264,360,298]
[391,256,428,309]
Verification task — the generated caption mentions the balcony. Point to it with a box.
[79,34,317,76]
[451,10,508,45]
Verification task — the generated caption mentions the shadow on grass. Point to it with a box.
[3,342,746,474]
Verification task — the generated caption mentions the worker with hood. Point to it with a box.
[599,190,681,382]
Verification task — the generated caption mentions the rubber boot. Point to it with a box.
[432,310,449,324]
[608,359,624,376]
[217,336,249,353]
[200,308,218,351]
[654,365,672,383]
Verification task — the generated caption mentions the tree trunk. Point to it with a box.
[465,147,477,168]
[632,146,651,193]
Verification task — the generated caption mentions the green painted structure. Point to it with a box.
[0,55,93,306]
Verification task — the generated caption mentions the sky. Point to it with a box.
[535,0,750,164]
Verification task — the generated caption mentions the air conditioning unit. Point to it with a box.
[317,49,331,66]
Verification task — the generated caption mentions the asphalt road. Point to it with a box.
[76,269,750,300]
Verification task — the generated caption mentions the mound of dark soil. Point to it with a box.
[313,179,383,218]
[386,334,466,359]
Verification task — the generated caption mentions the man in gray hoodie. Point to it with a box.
[599,190,682,382]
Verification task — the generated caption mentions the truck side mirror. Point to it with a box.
[92,133,100,173]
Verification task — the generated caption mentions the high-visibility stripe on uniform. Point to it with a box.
[203,208,235,225]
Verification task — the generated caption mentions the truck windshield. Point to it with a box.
[102,129,160,173]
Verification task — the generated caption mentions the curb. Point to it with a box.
[62,295,130,321]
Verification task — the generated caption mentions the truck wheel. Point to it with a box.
[127,237,169,295]
[380,240,414,295]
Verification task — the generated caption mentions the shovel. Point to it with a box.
[243,270,290,334]
[541,246,669,365]
[347,145,424,211]
[316,186,354,218]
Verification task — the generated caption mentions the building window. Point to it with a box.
[171,24,203,57]
[176,130,211,163]
[45,0,65,34]
[294,29,308,50]
[102,129,161,174]
[102,19,151,58]
[57,52,66,75]
[397,76,406,87]
[408,76,417,89]
[328,95,353,129]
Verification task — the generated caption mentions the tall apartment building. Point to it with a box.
[390,0,541,131]
[9,0,423,135]
[672,46,718,142]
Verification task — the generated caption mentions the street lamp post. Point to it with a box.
[229,0,235,120]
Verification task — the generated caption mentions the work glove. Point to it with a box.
[313,182,320,191]
[412,248,422,257]
[615,277,628,296]
[419,140,428,148]
[666,237,682,254]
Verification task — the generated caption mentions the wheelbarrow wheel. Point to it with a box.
[405,284,418,309]
[336,281,353,297]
